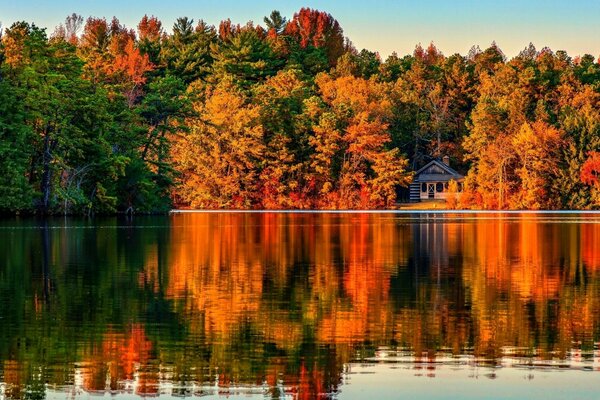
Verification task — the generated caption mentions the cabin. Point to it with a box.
[409,156,465,202]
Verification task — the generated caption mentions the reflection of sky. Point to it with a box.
[2,0,600,58]
[341,363,600,400]
[42,362,600,399]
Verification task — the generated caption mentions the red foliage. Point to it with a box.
[218,19,240,40]
[581,151,600,187]
[284,8,345,65]
[284,8,341,48]
[137,15,162,42]
[413,42,444,65]
[267,27,278,40]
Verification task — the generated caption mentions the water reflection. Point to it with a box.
[0,213,599,398]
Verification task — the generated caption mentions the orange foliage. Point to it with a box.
[80,324,154,394]
[1,23,29,67]
[164,213,408,349]
[316,74,411,208]
[218,19,239,40]
[6,215,600,397]
[111,38,153,85]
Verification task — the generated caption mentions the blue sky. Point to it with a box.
[2,0,600,58]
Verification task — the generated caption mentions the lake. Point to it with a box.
[1,212,599,399]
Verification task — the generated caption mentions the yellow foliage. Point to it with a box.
[172,77,264,208]
[445,179,459,209]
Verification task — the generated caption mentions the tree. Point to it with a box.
[555,81,600,209]
[137,15,163,65]
[136,75,189,206]
[314,74,411,208]
[333,49,381,79]
[110,38,154,106]
[2,21,47,70]
[462,58,543,209]
[391,43,474,168]
[253,70,311,208]
[306,105,342,206]
[172,78,264,208]
[284,8,345,67]
[580,151,600,207]
[64,13,83,45]
[581,151,600,187]
[445,179,459,209]
[211,24,282,88]
[264,10,287,35]
[510,121,564,209]
[0,77,33,212]
[160,18,216,83]
[78,17,111,82]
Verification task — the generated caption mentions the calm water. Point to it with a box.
[1,212,600,399]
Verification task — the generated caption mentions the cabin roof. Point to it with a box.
[413,159,464,182]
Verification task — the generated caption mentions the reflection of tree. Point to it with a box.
[2,214,600,398]
[81,324,155,394]
[163,213,410,395]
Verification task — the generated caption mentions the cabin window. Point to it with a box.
[444,182,449,190]
[436,183,443,192]
[458,183,463,192]
[421,183,427,192]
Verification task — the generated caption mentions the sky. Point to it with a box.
[2,0,600,59]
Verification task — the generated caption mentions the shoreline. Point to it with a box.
[170,209,600,214]
[4,209,600,218]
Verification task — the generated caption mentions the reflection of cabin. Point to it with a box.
[409,156,465,202]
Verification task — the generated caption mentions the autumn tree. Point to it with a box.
[510,121,564,209]
[391,43,474,169]
[462,52,548,209]
[314,74,411,208]
[172,78,264,208]
[579,152,600,206]
[284,8,346,67]
[554,79,600,209]
[305,101,342,206]
[445,180,459,209]
[581,152,600,187]
[110,37,154,106]
[137,15,163,66]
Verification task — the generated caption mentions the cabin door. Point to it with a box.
[427,183,435,199]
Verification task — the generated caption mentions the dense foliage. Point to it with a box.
[2,9,600,212]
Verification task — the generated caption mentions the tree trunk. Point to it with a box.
[40,126,53,214]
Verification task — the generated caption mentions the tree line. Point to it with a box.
[1,8,600,213]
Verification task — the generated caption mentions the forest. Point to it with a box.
[2,8,600,213]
